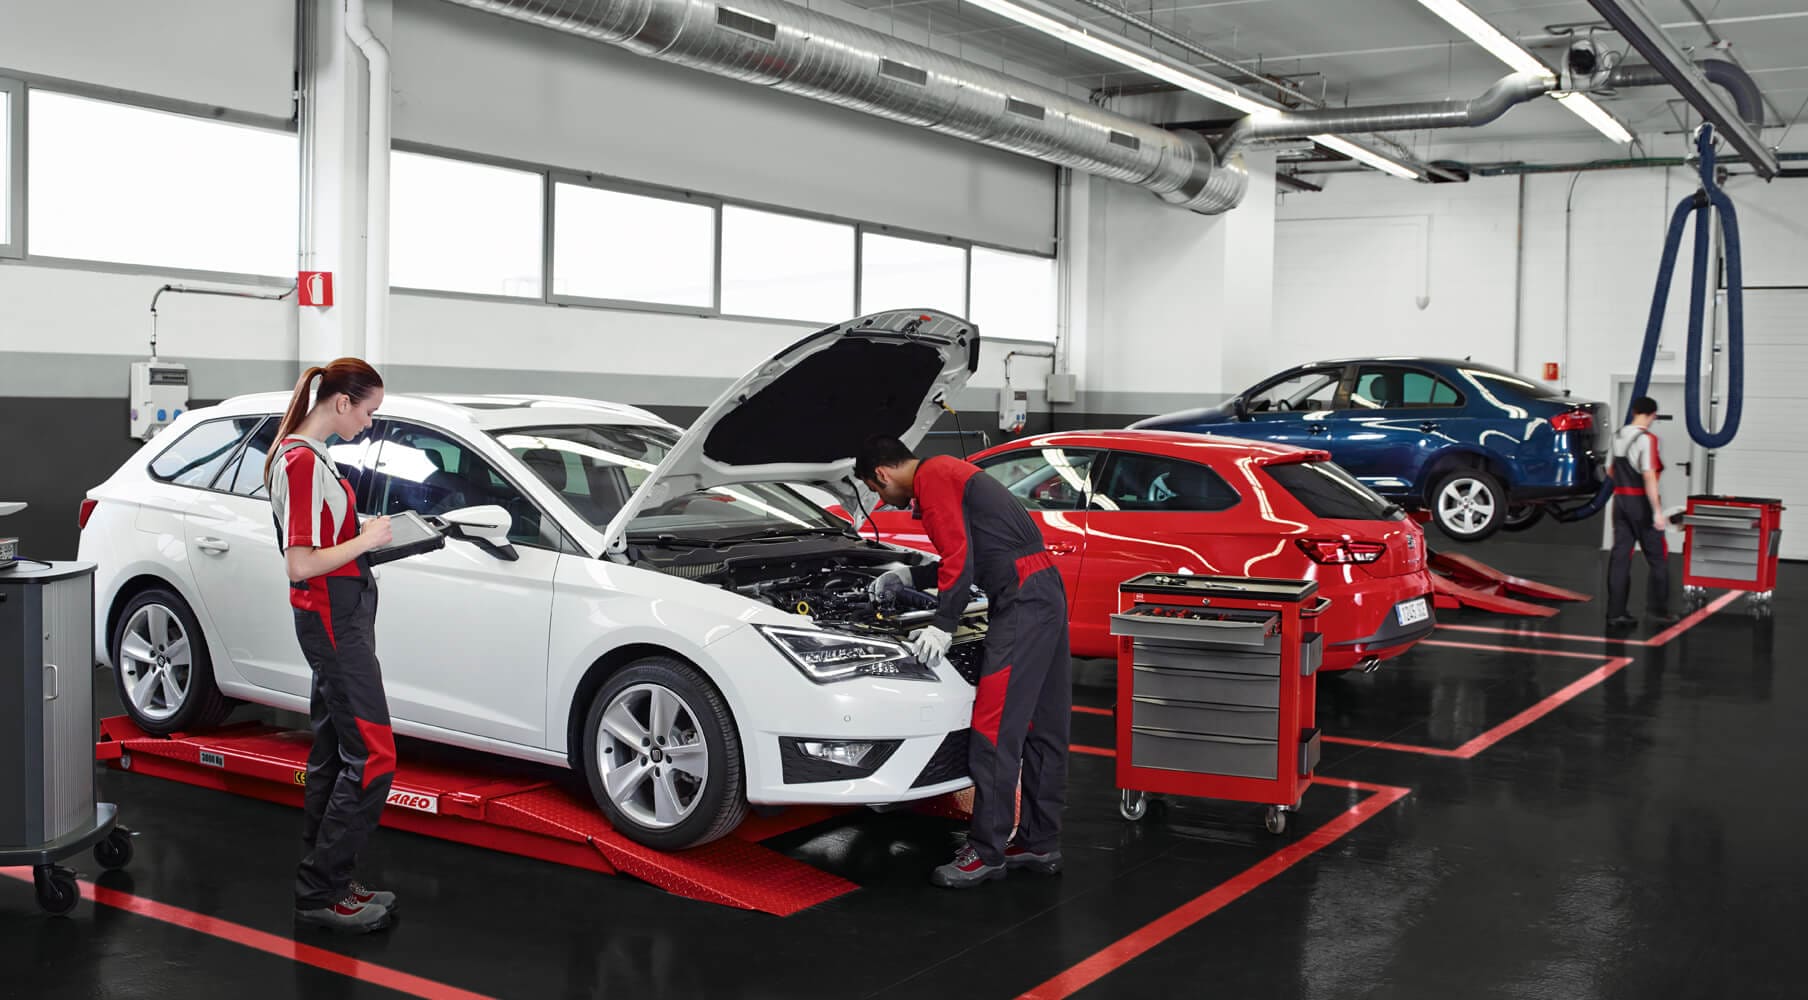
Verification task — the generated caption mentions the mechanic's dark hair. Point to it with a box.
[854,435,917,483]
[264,358,384,485]
[1631,395,1659,417]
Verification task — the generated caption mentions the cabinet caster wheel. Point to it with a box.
[33,865,79,916]
[95,829,134,871]
[1264,806,1287,835]
[1119,790,1148,822]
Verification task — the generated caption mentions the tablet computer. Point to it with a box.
[366,510,447,566]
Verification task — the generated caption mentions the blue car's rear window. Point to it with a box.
[1266,462,1401,521]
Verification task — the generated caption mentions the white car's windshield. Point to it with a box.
[493,424,847,539]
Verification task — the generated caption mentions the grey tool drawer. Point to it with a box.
[1299,727,1321,776]
[1301,632,1323,676]
[1110,609,1278,649]
[1681,512,1760,531]
[1132,697,1279,741]
[1133,639,1279,677]
[1132,666,1280,708]
[1130,728,1277,780]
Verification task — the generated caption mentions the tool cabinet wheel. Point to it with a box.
[33,865,78,916]
[95,829,134,871]
[1119,790,1148,822]
[1264,806,1288,835]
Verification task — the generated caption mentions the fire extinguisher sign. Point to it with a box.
[299,271,334,307]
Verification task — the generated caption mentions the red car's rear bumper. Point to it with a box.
[1314,571,1435,671]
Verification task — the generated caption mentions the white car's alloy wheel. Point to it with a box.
[119,603,193,722]
[594,683,711,829]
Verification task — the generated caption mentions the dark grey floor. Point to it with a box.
[4,534,1800,999]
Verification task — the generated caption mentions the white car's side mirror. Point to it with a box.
[439,505,512,543]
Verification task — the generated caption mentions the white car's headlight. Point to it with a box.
[757,625,939,684]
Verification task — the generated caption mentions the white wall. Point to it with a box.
[0,0,294,118]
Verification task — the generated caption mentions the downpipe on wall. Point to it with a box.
[345,0,390,366]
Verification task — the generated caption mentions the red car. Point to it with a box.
[859,430,1435,672]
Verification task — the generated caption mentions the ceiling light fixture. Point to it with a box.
[1415,0,1634,143]
[1310,134,1423,180]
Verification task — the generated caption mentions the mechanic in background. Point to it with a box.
[1606,396,1678,629]
[858,436,1070,888]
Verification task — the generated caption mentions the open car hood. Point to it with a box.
[598,309,980,552]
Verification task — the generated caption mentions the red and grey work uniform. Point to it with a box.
[268,436,395,910]
[907,455,1070,867]
[1606,424,1670,618]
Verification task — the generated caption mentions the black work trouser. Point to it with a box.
[292,576,395,909]
[966,572,1071,865]
[1607,495,1670,618]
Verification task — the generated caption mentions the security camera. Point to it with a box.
[1562,37,1614,93]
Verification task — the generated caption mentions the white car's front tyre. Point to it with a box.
[110,587,233,735]
[583,657,748,850]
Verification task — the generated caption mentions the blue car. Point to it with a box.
[1130,358,1610,541]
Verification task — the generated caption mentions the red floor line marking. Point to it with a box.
[1071,705,1113,717]
[1418,638,1606,660]
[1017,779,1411,1000]
[1447,656,1636,758]
[1434,591,1739,646]
[1318,734,1467,758]
[0,868,492,1000]
[1069,744,1116,757]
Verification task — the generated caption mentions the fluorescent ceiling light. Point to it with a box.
[1415,0,1633,143]
[961,0,1421,179]
[1311,135,1422,180]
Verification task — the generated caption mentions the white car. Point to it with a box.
[78,310,988,850]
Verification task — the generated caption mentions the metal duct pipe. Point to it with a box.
[1215,72,1555,159]
[439,0,1248,213]
[1606,59,1765,126]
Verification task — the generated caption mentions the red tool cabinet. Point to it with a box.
[1110,573,1324,834]
[1680,494,1784,602]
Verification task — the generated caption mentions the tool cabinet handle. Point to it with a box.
[45,663,59,701]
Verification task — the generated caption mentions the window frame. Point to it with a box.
[974,446,1101,512]
[386,145,548,300]
[1244,365,1352,414]
[547,171,723,316]
[855,224,971,318]
[367,418,573,554]
[1,77,23,259]
[717,202,858,325]
[967,243,1058,345]
[1088,449,1243,515]
[1350,364,1467,411]
[144,415,267,493]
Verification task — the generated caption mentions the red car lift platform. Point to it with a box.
[1427,550,1591,617]
[96,716,967,916]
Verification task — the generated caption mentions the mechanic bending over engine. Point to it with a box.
[856,436,1071,888]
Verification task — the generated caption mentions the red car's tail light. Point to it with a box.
[1551,409,1594,433]
[1296,537,1386,564]
[78,499,99,530]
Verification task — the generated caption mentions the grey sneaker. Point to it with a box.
[930,845,1006,888]
[1004,841,1063,875]
[349,879,397,912]
[295,894,392,934]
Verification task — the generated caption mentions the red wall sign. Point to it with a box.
[299,271,334,307]
[1542,362,1560,381]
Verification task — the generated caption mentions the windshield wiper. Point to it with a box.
[630,533,723,550]
[715,525,856,544]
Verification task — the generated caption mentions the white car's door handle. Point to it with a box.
[195,536,231,554]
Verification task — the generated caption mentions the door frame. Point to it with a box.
[1609,373,1694,551]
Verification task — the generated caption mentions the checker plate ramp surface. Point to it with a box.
[96,716,898,916]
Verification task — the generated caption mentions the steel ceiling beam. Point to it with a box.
[1583,0,1779,178]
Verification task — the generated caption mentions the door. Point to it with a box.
[1612,377,1689,553]
[1334,364,1467,495]
[364,420,560,748]
[1234,365,1348,450]
[1076,451,1245,656]
[1700,289,1808,559]
[970,447,1099,614]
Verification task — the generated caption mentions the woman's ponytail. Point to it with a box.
[263,366,326,487]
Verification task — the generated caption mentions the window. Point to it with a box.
[1092,453,1239,513]
[1351,366,1462,409]
[369,422,554,549]
[859,232,966,316]
[1246,368,1342,413]
[391,151,542,297]
[148,417,263,488]
[1461,363,1565,400]
[978,448,1096,511]
[720,206,854,322]
[215,418,280,497]
[27,91,296,275]
[969,246,1056,343]
[1265,461,1402,521]
[551,180,716,309]
[1,79,21,258]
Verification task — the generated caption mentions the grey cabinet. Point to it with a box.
[1,562,98,850]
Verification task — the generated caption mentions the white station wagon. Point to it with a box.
[78,311,989,849]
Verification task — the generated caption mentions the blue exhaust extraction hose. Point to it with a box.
[1556,125,1744,523]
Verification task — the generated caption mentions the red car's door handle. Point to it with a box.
[1046,542,1080,555]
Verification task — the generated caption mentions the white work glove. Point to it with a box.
[869,566,913,600]
[908,625,953,665]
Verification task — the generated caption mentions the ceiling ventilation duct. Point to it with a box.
[439,0,1249,213]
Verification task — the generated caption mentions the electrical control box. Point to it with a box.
[129,361,189,441]
[998,387,1028,434]
[1045,371,1078,405]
